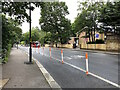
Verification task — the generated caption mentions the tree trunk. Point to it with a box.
[91,29,93,42]
[60,37,62,44]
[17,44,18,49]
[56,43,57,48]
[94,28,95,42]
[88,29,91,42]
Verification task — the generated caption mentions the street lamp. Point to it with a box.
[24,2,33,64]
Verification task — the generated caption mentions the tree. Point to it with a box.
[21,27,47,45]
[2,15,22,48]
[2,15,22,61]
[21,32,29,44]
[39,2,71,45]
[98,1,120,36]
[2,2,42,63]
[74,1,104,42]
[2,2,37,23]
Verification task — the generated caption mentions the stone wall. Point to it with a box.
[80,43,106,50]
[79,31,119,51]
[45,41,119,51]
[45,44,73,48]
[106,40,119,51]
[80,41,119,51]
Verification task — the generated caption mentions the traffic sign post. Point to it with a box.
[95,34,99,49]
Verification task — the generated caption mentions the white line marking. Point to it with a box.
[89,72,120,88]
[92,53,107,56]
[71,55,85,59]
[46,56,120,88]
[23,49,120,88]
[24,51,61,89]
[65,57,72,60]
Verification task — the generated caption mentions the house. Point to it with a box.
[77,30,119,51]
[68,37,79,48]
[78,31,105,47]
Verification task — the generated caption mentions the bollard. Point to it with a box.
[86,52,89,75]
[61,49,64,64]
[40,47,41,54]
[49,47,51,59]
[31,44,33,57]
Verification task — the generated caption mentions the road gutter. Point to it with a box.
[33,58,61,89]
[23,50,62,90]
[21,48,120,88]
[73,49,120,55]
[43,54,120,88]
[0,78,9,89]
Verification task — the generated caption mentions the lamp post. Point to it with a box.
[29,2,32,63]
[24,2,33,64]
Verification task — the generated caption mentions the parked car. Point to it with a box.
[32,41,40,48]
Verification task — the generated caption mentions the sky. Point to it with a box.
[21,0,111,33]
[21,0,79,33]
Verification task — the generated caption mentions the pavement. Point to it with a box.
[2,47,50,89]
[19,46,119,88]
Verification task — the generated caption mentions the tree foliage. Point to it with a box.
[21,27,47,45]
[39,2,71,44]
[2,15,22,48]
[2,15,22,61]
[2,2,41,23]
[98,1,120,36]
[1,2,41,62]
[73,1,120,42]
[74,1,103,42]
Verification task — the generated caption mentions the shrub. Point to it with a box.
[87,39,104,44]
[20,41,25,45]
[96,39,104,44]
[2,44,12,63]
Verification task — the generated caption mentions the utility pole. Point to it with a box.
[29,2,32,63]
[24,2,33,64]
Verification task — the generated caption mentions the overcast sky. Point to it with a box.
[21,0,111,33]
[21,0,79,33]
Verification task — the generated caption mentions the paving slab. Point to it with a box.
[2,48,50,88]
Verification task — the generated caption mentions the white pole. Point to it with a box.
[61,49,64,64]
[50,48,51,59]
[86,52,89,75]
[38,47,40,54]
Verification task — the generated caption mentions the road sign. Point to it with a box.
[95,34,99,38]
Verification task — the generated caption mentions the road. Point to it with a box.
[19,46,119,88]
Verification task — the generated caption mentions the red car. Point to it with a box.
[32,41,40,48]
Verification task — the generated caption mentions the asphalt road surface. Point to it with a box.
[19,46,119,88]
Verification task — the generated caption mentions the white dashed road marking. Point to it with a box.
[39,52,120,88]
[22,47,120,88]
